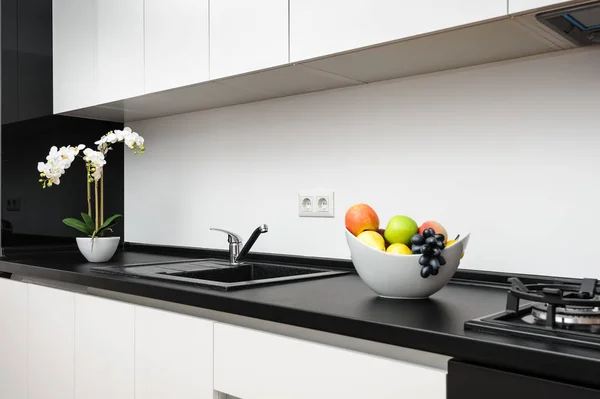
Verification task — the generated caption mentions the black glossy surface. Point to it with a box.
[178,263,317,281]
[1,116,124,249]
[448,360,600,398]
[1,0,124,250]
[2,248,600,389]
[92,259,349,291]
[2,0,52,124]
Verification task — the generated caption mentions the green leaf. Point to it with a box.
[90,214,122,241]
[63,218,93,236]
[95,226,113,237]
[100,214,122,230]
[95,227,113,238]
[81,213,94,232]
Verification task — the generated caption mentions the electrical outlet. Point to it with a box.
[298,191,334,218]
[298,195,314,216]
[6,197,21,211]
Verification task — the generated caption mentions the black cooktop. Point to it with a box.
[466,277,600,350]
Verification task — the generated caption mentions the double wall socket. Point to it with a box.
[298,191,334,218]
[6,198,20,211]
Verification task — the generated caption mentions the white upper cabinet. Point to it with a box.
[27,284,75,399]
[52,0,96,113]
[145,0,209,93]
[96,0,145,103]
[290,0,508,62]
[75,294,135,399]
[210,0,289,79]
[135,306,214,399]
[0,278,27,399]
[509,0,569,13]
[214,323,446,399]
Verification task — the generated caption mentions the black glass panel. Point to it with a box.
[1,0,125,251]
[2,116,124,249]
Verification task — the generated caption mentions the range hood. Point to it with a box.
[537,1,600,45]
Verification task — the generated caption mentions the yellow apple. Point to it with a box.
[357,231,385,251]
[386,243,412,255]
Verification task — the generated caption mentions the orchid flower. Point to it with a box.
[95,126,145,155]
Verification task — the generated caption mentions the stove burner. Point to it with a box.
[506,277,600,328]
[530,302,600,325]
[464,276,600,351]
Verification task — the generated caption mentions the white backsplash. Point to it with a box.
[126,47,600,279]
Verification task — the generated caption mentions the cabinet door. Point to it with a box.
[28,284,75,399]
[52,0,95,113]
[210,0,288,79]
[214,323,446,399]
[509,0,569,13]
[145,0,209,93]
[96,0,144,103]
[17,0,53,121]
[135,306,214,399]
[2,0,19,123]
[75,294,134,399]
[290,0,507,62]
[0,278,27,399]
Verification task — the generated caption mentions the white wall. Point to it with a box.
[126,48,600,279]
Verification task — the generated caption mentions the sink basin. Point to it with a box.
[91,258,349,291]
[162,263,320,283]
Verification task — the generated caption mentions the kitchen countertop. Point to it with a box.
[1,247,600,389]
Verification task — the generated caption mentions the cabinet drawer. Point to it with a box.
[214,323,446,399]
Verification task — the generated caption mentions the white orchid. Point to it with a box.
[96,126,145,155]
[37,130,145,242]
[37,160,63,186]
[37,144,86,187]
[83,148,106,182]
[83,148,106,166]
[114,129,126,141]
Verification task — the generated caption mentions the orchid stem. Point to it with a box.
[87,164,92,217]
[94,180,99,231]
[100,171,104,225]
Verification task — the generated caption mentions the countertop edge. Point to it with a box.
[2,257,600,389]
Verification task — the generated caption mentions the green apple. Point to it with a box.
[384,215,418,246]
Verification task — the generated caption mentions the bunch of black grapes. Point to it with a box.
[410,228,446,278]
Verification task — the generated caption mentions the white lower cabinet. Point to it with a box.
[214,323,446,399]
[0,279,447,399]
[27,284,75,399]
[135,306,214,399]
[0,278,27,399]
[75,293,135,399]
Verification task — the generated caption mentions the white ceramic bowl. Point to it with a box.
[345,230,470,299]
[76,236,120,263]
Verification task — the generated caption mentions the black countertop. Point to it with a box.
[1,247,600,389]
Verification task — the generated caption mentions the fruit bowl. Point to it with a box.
[345,229,470,299]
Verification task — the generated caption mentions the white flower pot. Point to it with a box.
[76,237,120,263]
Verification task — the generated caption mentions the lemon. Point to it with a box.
[386,243,412,255]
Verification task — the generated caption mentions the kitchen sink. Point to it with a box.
[91,258,349,291]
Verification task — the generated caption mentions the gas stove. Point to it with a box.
[465,277,600,349]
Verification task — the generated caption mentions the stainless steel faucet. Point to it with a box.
[210,224,268,266]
